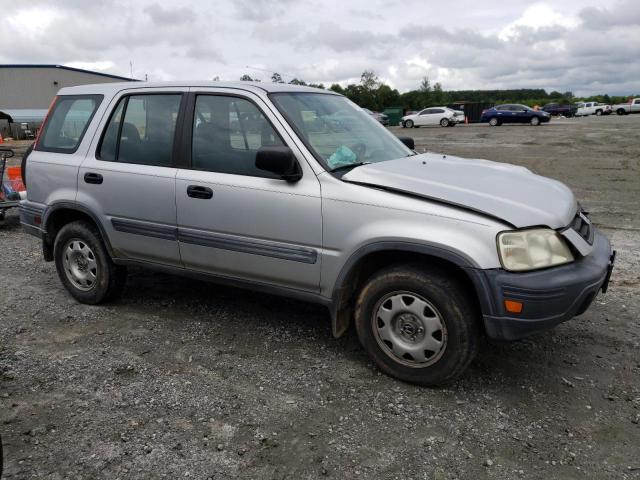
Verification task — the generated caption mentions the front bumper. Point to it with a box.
[477,229,614,341]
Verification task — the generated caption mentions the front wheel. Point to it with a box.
[354,265,479,386]
[440,118,450,127]
[404,120,414,128]
[595,109,603,116]
[530,116,540,126]
[489,117,500,126]
[54,221,127,304]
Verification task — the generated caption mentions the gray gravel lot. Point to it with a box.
[1,115,639,479]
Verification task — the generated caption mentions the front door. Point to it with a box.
[175,90,322,292]
[78,91,186,266]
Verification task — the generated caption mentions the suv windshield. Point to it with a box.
[270,92,413,172]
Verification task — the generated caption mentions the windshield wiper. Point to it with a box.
[329,161,371,173]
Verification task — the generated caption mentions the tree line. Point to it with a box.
[239,70,637,112]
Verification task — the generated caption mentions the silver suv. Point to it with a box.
[20,82,615,385]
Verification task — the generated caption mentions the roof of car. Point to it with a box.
[57,81,339,96]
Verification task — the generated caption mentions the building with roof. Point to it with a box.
[0,64,136,139]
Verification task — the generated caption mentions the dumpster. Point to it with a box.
[382,107,404,126]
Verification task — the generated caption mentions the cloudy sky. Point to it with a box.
[3,0,639,95]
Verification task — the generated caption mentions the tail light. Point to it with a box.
[33,95,58,149]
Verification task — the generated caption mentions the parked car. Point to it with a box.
[575,102,612,116]
[363,108,389,126]
[542,103,576,117]
[480,104,551,126]
[613,98,640,115]
[401,107,464,128]
[21,82,615,386]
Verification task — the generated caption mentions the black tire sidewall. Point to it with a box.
[405,120,414,128]
[54,221,116,304]
[531,117,540,126]
[440,118,449,127]
[355,267,479,386]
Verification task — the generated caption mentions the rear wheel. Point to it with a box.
[530,116,540,126]
[405,119,414,128]
[616,108,627,115]
[489,117,500,126]
[440,118,450,127]
[354,265,479,386]
[54,221,127,304]
[595,109,603,116]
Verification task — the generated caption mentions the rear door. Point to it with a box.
[175,89,322,291]
[78,89,187,266]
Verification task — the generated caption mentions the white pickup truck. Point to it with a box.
[575,102,612,116]
[613,98,640,115]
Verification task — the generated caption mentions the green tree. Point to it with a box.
[360,70,380,92]
[240,74,254,81]
[271,72,284,83]
[289,78,307,85]
[329,83,345,94]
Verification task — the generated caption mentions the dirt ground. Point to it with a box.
[1,115,639,479]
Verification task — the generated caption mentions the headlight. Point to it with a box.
[497,229,574,272]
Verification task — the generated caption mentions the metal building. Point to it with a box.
[0,64,135,109]
[0,64,135,139]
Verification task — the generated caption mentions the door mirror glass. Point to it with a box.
[397,136,415,150]
[255,146,301,182]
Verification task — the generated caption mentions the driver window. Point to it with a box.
[191,95,284,177]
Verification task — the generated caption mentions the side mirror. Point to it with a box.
[397,136,415,150]
[256,146,302,182]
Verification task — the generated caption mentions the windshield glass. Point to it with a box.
[270,92,413,171]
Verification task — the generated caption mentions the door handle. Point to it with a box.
[187,185,213,199]
[84,172,103,184]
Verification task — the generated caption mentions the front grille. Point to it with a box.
[571,211,593,244]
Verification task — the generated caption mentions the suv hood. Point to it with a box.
[342,153,576,229]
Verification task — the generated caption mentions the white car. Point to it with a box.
[575,102,612,117]
[402,107,465,128]
[613,98,640,115]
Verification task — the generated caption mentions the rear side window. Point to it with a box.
[37,95,102,153]
[98,94,182,166]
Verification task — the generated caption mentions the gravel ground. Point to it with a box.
[1,115,639,479]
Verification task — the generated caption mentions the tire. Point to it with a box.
[488,117,500,126]
[616,108,627,116]
[54,220,127,304]
[595,109,602,116]
[21,143,34,188]
[404,120,414,128]
[440,118,450,127]
[354,265,479,386]
[530,116,540,126]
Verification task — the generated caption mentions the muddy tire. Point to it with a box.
[354,265,479,386]
[54,220,126,304]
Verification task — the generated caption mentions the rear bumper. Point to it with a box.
[474,229,614,341]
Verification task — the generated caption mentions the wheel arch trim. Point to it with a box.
[328,241,492,338]
[42,201,116,258]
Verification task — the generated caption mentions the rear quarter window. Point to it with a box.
[36,95,103,153]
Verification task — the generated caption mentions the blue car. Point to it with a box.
[480,104,551,126]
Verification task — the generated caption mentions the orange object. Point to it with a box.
[0,134,3,144]
[6,166,25,191]
[504,300,523,314]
